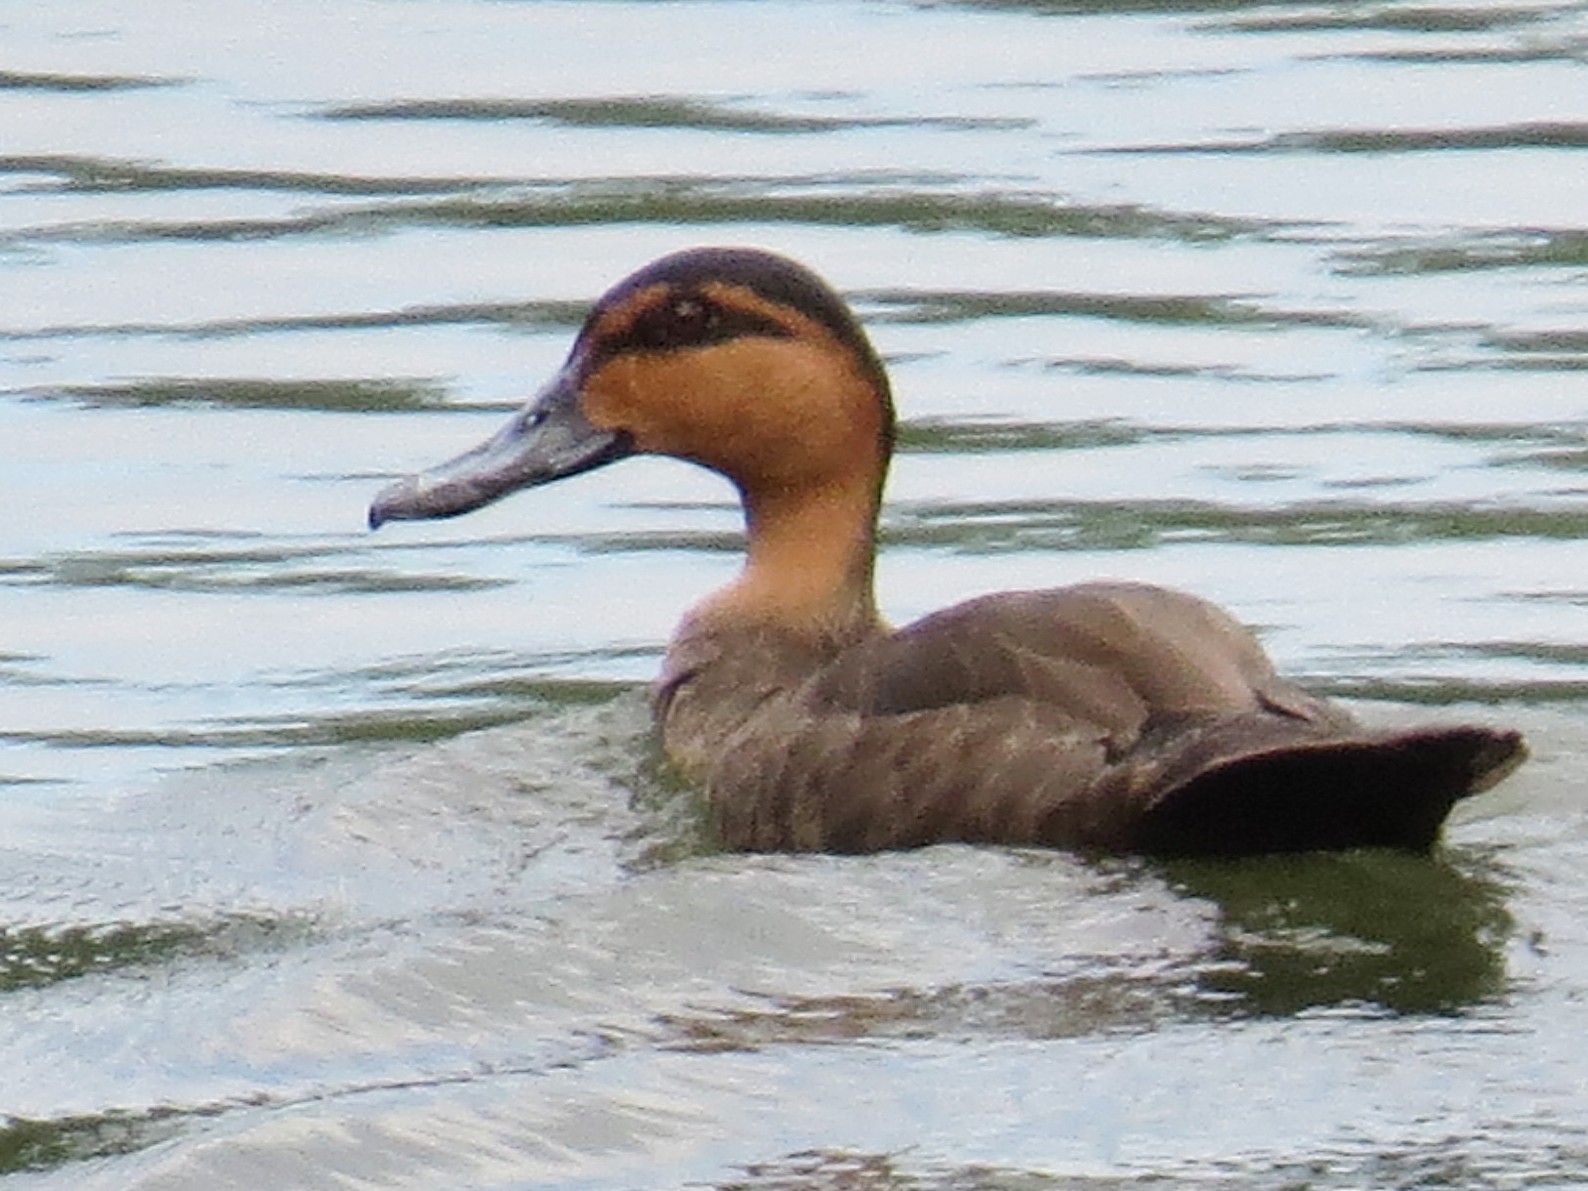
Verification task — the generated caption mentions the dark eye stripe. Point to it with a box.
[577,291,793,373]
[572,249,890,407]
[603,292,792,358]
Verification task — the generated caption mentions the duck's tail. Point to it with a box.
[1124,722,1527,858]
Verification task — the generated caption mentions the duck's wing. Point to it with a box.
[808,581,1340,734]
[699,583,1524,856]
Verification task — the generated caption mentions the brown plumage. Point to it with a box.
[370,246,1525,857]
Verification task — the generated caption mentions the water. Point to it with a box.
[1,0,1586,1186]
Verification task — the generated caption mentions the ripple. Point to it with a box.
[885,497,1588,552]
[1214,5,1554,34]
[0,913,303,994]
[1334,43,1588,64]
[2,170,1273,245]
[39,377,448,411]
[865,287,1362,328]
[319,94,1033,135]
[1311,674,1588,706]
[1334,229,1588,275]
[0,153,488,197]
[898,417,1145,453]
[362,184,1265,242]
[0,539,504,593]
[1107,122,1588,155]
[0,70,182,93]
[0,300,586,343]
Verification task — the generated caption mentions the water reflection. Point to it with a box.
[1168,850,1515,1016]
[0,1112,183,1180]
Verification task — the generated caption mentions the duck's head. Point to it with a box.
[369,247,894,531]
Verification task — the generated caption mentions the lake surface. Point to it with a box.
[2,0,1586,1186]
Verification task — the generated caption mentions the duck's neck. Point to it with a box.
[656,473,883,786]
[695,475,883,650]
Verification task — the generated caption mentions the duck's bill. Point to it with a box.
[369,367,631,528]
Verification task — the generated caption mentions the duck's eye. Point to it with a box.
[670,297,713,331]
[631,294,723,350]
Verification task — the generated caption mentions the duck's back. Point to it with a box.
[657,582,1524,857]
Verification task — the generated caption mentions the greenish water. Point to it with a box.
[1,0,1586,1186]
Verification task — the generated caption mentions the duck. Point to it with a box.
[370,246,1526,858]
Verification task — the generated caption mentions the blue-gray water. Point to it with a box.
[2,1,1586,1187]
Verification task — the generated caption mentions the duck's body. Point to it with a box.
[371,247,1524,858]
